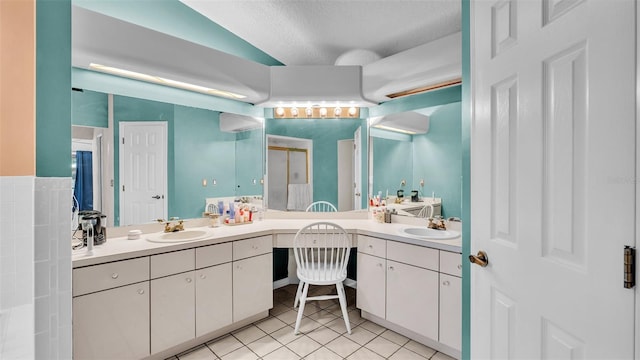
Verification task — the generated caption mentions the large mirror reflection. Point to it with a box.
[265,117,368,212]
[71,89,264,227]
[369,102,462,218]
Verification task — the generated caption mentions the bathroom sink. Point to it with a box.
[399,227,460,240]
[146,229,214,243]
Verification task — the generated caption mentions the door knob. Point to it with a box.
[151,195,161,199]
[469,250,489,267]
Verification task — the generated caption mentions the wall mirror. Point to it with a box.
[265,117,369,212]
[369,102,462,218]
[71,89,264,227]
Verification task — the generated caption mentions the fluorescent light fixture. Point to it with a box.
[373,124,417,135]
[89,63,246,99]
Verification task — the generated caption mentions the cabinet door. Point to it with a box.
[196,263,232,337]
[73,282,149,360]
[233,253,273,321]
[386,260,438,340]
[439,273,462,351]
[356,252,386,319]
[151,271,195,354]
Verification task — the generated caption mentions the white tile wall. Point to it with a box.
[0,176,72,360]
[0,176,35,359]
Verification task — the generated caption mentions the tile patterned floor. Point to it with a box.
[167,285,455,360]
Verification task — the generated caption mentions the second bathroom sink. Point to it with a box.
[146,229,214,243]
[399,227,460,240]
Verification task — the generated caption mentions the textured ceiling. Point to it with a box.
[180,0,461,66]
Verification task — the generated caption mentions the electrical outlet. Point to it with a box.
[212,179,217,186]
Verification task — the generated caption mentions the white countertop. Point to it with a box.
[72,218,462,268]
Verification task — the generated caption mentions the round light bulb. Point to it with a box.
[275,107,285,116]
[348,107,358,116]
[290,107,299,117]
[305,107,313,117]
[334,107,342,117]
[319,107,327,117]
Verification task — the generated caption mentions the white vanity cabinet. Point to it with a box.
[232,235,273,321]
[386,260,439,340]
[72,234,274,359]
[356,234,462,358]
[356,235,386,319]
[439,251,462,351]
[150,249,196,354]
[72,257,150,360]
[195,242,233,336]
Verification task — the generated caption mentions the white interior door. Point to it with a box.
[471,1,636,358]
[119,121,167,226]
[353,126,362,210]
[337,139,354,211]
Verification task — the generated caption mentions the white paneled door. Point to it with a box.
[120,122,167,226]
[471,0,635,358]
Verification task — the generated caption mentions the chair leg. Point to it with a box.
[336,282,351,334]
[294,282,309,335]
[293,281,304,308]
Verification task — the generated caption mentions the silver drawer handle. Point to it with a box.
[200,274,207,279]
[137,289,145,295]
[377,263,383,267]
[457,264,462,270]
[252,245,258,249]
[442,280,450,286]
[388,266,394,271]
[186,278,192,283]
[111,273,119,279]
[368,244,373,248]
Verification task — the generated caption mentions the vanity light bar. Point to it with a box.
[273,106,360,119]
[89,63,247,99]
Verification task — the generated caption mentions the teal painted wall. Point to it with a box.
[412,102,462,218]
[235,128,264,197]
[371,137,413,199]
[266,118,367,207]
[72,89,108,128]
[36,0,71,177]
[173,106,237,219]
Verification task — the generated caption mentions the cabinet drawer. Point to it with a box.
[233,235,272,260]
[357,235,386,258]
[73,257,149,296]
[196,242,232,269]
[440,251,462,277]
[151,249,195,279]
[274,233,295,248]
[387,241,438,271]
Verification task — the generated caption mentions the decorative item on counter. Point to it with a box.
[127,229,142,240]
[411,190,419,202]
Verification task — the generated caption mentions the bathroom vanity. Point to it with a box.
[71,218,461,359]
